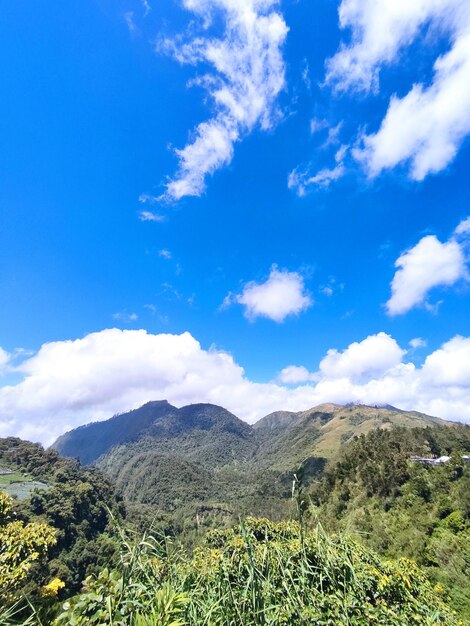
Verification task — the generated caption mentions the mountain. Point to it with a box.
[253,402,448,471]
[52,401,454,515]
[53,400,179,465]
[53,402,261,512]
[54,401,255,466]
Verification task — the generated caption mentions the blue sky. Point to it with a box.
[1,0,470,443]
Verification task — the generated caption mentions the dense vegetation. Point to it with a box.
[0,438,124,607]
[52,401,450,524]
[0,491,56,605]
[55,517,460,625]
[1,404,469,623]
[312,425,470,619]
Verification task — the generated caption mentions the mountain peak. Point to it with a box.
[52,401,252,465]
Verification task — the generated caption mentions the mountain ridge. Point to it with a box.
[51,401,455,510]
[52,400,453,467]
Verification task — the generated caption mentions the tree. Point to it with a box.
[0,491,56,603]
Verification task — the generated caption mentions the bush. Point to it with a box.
[55,518,460,626]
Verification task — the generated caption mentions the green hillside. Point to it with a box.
[0,437,124,601]
[51,401,456,527]
[52,400,179,465]
[311,425,470,619]
[254,402,448,469]
[3,412,470,623]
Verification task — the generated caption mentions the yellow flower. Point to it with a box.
[41,577,65,597]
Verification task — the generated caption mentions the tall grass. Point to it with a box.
[1,476,462,625]
[52,509,461,626]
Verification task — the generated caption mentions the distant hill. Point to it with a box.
[52,401,453,515]
[254,403,448,470]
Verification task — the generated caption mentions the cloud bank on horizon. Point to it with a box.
[1,328,470,446]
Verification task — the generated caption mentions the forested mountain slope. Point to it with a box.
[0,438,124,602]
[311,425,470,619]
[52,401,454,516]
[254,402,448,468]
[53,400,179,465]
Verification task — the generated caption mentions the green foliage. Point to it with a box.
[55,518,460,625]
[0,492,56,605]
[0,438,124,602]
[53,401,449,522]
[313,425,470,619]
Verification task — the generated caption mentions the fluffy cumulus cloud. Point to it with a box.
[0,329,315,444]
[319,333,405,382]
[2,329,470,445]
[159,0,287,201]
[327,0,470,180]
[226,266,313,322]
[386,219,469,315]
[278,365,317,385]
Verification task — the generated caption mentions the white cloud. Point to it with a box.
[327,0,470,180]
[138,210,166,223]
[455,216,470,236]
[409,337,427,349]
[124,11,138,35]
[159,0,287,201]
[319,332,405,382]
[112,312,139,323]
[288,163,345,196]
[278,365,316,385]
[0,329,316,444]
[2,329,470,446]
[420,335,470,387]
[159,249,172,260]
[302,61,312,90]
[228,266,313,322]
[288,143,348,195]
[141,0,151,16]
[386,229,468,315]
[310,118,328,135]
[0,348,11,375]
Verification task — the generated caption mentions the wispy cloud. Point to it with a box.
[319,276,343,297]
[327,0,470,180]
[138,210,166,223]
[141,0,151,16]
[0,348,11,376]
[159,249,172,260]
[124,11,138,35]
[112,311,138,323]
[288,144,348,196]
[158,0,288,201]
[310,118,329,135]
